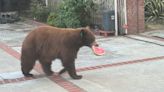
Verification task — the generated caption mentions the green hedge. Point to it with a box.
[29,0,50,22]
[47,0,97,28]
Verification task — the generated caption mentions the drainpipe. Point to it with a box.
[45,0,48,7]
[115,0,118,36]
[124,0,128,34]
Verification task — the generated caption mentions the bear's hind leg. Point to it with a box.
[59,68,67,75]
[21,57,36,77]
[39,60,54,76]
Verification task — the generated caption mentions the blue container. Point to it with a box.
[102,10,115,31]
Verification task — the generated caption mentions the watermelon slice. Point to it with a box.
[92,46,105,56]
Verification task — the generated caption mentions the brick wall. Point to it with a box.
[126,0,145,34]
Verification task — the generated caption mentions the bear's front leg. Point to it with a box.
[62,59,82,79]
[66,62,82,79]
[61,51,82,79]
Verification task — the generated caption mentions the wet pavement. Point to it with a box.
[0,21,164,92]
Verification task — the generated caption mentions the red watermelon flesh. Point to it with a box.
[92,46,105,56]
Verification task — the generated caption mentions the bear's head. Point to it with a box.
[79,27,98,48]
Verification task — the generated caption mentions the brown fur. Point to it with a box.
[21,26,97,79]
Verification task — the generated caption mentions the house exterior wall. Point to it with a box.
[126,0,145,34]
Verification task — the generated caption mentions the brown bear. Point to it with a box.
[21,26,98,79]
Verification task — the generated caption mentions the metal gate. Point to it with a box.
[93,0,127,35]
[116,0,127,35]
[92,0,115,32]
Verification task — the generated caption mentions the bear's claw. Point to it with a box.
[71,75,82,79]
[24,73,34,77]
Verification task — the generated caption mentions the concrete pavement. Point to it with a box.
[0,21,164,92]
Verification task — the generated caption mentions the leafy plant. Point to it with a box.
[47,0,97,28]
[29,0,50,22]
[145,0,164,22]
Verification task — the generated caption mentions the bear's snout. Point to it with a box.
[90,41,99,47]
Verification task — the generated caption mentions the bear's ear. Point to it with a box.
[80,29,86,38]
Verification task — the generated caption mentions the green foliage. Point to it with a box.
[47,0,97,28]
[145,0,164,22]
[29,0,50,22]
[47,11,81,28]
